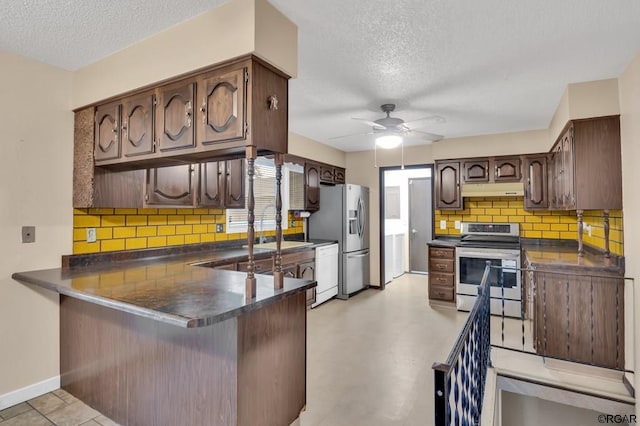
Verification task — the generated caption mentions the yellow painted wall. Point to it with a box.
[1,52,73,400]
[435,197,623,256]
[72,208,304,254]
[618,51,640,407]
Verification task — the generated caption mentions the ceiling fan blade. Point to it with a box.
[401,115,446,130]
[328,131,375,141]
[410,130,444,142]
[352,118,387,130]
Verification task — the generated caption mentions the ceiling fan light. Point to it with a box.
[376,135,403,149]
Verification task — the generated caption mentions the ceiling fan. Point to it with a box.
[331,103,445,148]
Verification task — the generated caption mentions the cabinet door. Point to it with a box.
[435,161,462,210]
[304,162,320,211]
[561,126,576,209]
[146,164,195,206]
[94,101,121,162]
[199,161,224,207]
[551,143,563,209]
[224,158,245,209]
[524,155,548,210]
[156,80,196,152]
[462,159,490,183]
[283,264,298,279]
[334,168,346,184]
[494,156,522,182]
[198,68,246,145]
[122,92,155,157]
[320,166,335,183]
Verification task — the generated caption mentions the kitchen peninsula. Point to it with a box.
[12,245,318,426]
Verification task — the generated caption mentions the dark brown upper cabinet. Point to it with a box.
[435,160,462,210]
[94,101,121,163]
[198,68,246,146]
[122,92,155,157]
[494,156,522,182]
[523,154,548,210]
[156,80,196,152]
[548,116,621,210]
[334,168,345,184]
[199,159,245,209]
[224,158,245,208]
[146,164,195,206]
[320,166,335,183]
[462,159,490,183]
[91,56,289,169]
[304,162,320,211]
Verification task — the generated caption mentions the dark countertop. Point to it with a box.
[427,236,460,248]
[12,241,333,329]
[521,240,623,274]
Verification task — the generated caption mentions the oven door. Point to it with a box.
[456,249,521,300]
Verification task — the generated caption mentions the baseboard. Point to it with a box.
[0,376,60,410]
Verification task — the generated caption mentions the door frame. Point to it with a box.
[378,164,434,290]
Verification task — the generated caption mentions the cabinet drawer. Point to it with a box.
[429,258,454,273]
[429,284,454,302]
[429,246,455,259]
[429,272,454,288]
[214,262,237,271]
[238,257,273,273]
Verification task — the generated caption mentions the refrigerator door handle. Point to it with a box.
[348,251,369,258]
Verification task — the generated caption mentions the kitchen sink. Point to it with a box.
[243,241,315,250]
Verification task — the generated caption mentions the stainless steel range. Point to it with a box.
[456,222,521,317]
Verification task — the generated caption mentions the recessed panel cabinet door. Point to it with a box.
[199,161,224,208]
[561,126,576,209]
[225,159,245,209]
[94,102,121,162]
[494,157,522,182]
[524,155,548,210]
[198,68,246,145]
[304,162,320,211]
[123,92,155,157]
[435,161,462,210]
[146,165,195,206]
[462,159,489,183]
[157,81,196,152]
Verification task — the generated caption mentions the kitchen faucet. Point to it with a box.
[258,204,276,244]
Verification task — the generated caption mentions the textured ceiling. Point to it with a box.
[2,0,640,151]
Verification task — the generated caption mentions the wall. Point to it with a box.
[288,132,346,167]
[0,52,73,404]
[346,129,551,287]
[618,52,640,415]
[548,78,620,142]
[435,199,624,256]
[72,0,297,108]
[501,391,603,426]
[72,208,303,254]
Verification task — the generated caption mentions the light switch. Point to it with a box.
[440,220,447,230]
[455,220,461,229]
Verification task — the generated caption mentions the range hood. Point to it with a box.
[460,182,524,197]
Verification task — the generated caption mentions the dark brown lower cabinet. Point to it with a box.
[428,245,456,302]
[531,266,624,369]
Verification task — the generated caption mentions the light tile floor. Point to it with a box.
[1,273,473,426]
[0,389,118,426]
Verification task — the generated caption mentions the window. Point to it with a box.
[226,157,290,233]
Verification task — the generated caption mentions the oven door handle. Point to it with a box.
[456,251,520,260]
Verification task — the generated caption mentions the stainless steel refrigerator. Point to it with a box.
[309,184,370,299]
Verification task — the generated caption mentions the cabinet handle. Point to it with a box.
[185,101,192,127]
[112,120,119,134]
[201,96,207,124]
[122,119,128,140]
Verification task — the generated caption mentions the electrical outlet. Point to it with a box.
[21,226,35,243]
[86,228,97,243]
[291,220,296,227]
[216,224,224,233]
[440,220,447,230]
[454,220,461,229]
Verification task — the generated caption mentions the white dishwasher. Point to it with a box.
[312,244,339,308]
